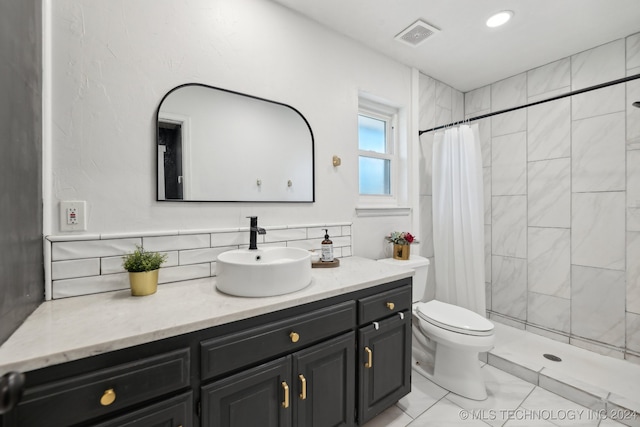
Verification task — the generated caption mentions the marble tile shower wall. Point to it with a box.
[47,223,352,299]
[464,33,640,363]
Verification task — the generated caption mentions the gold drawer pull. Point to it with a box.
[364,346,373,369]
[100,388,116,406]
[299,374,307,400]
[289,332,300,343]
[386,302,395,310]
[282,381,290,408]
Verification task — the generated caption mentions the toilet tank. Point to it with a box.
[378,256,430,303]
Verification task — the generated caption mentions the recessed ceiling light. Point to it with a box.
[486,10,513,28]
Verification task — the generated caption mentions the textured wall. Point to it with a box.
[0,0,44,344]
[48,0,415,262]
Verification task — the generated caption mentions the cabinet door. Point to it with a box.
[293,332,355,427]
[358,312,411,424]
[93,392,192,427]
[201,356,292,427]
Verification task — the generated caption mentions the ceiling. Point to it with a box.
[270,0,640,92]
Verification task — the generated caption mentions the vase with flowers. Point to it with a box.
[385,232,418,260]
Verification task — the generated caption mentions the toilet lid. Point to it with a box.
[415,300,494,336]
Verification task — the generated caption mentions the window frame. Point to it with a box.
[357,99,399,206]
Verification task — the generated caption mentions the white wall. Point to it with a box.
[48,0,417,258]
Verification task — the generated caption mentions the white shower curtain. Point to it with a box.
[432,124,486,316]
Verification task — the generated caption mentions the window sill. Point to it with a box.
[355,206,411,217]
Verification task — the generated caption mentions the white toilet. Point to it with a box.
[378,255,495,400]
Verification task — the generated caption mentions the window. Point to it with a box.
[358,101,397,200]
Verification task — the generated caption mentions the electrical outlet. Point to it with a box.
[60,201,86,231]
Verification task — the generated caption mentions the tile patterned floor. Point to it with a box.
[365,363,631,427]
[364,323,640,427]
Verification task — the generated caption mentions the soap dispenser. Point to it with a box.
[321,229,334,262]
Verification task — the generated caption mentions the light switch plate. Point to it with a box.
[60,201,86,231]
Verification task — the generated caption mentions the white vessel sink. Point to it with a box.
[215,247,312,297]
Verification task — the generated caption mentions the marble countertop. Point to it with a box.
[0,256,413,375]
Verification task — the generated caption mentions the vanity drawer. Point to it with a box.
[358,284,412,324]
[16,348,190,427]
[201,300,356,380]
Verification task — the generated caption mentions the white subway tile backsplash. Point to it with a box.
[52,238,141,261]
[53,273,129,299]
[142,234,210,252]
[308,226,342,239]
[46,223,353,299]
[212,231,245,247]
[265,228,307,243]
[158,264,210,284]
[100,256,126,275]
[51,258,100,280]
[179,247,225,265]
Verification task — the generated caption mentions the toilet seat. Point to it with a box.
[415,300,494,337]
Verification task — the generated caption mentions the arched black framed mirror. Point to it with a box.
[156,83,315,202]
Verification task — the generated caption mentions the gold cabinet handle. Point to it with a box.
[364,346,373,369]
[289,332,300,343]
[386,302,395,310]
[100,388,116,406]
[282,381,290,408]
[299,374,307,400]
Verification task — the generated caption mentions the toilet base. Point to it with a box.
[432,342,488,401]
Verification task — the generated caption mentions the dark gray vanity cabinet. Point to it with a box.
[200,301,357,427]
[202,332,355,427]
[0,277,412,427]
[357,285,412,424]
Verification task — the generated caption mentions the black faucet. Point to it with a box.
[247,216,266,250]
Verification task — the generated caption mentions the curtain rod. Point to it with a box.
[418,73,640,136]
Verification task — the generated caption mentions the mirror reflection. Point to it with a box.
[156,84,315,202]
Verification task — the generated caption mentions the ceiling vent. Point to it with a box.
[394,20,440,47]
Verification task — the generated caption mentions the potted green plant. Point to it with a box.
[122,245,168,296]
